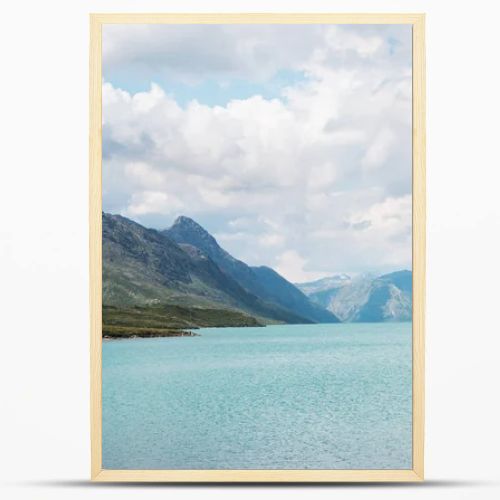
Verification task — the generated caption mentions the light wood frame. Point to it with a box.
[90,13,425,482]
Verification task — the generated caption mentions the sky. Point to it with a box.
[102,24,412,283]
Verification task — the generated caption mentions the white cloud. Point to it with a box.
[337,195,412,270]
[275,250,325,283]
[350,194,412,234]
[103,24,411,86]
[124,162,167,189]
[123,191,184,217]
[102,24,412,279]
[103,24,325,84]
[324,26,383,57]
[258,233,286,247]
[214,232,248,243]
[361,128,396,170]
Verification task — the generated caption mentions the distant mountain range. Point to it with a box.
[296,270,412,322]
[103,213,340,325]
[103,212,411,325]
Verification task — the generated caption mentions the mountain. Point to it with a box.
[103,213,337,324]
[296,274,353,296]
[355,271,412,322]
[297,270,412,322]
[163,216,339,323]
[249,266,338,323]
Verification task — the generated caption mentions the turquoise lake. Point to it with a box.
[102,323,412,470]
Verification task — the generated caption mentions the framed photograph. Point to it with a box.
[90,13,425,482]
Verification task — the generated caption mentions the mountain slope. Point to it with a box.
[103,213,312,324]
[356,271,412,322]
[297,270,412,322]
[164,216,340,323]
[250,266,339,324]
[296,274,352,296]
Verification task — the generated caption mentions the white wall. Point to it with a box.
[1,1,499,499]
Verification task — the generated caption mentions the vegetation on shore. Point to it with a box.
[102,324,197,339]
[102,303,264,338]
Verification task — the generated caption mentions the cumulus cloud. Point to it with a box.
[275,250,325,283]
[103,24,324,84]
[102,24,412,280]
[361,128,396,170]
[124,191,184,217]
[104,24,411,85]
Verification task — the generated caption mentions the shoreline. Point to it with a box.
[102,325,200,339]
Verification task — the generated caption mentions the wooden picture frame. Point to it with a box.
[90,13,425,482]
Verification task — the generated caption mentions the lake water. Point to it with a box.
[102,323,412,470]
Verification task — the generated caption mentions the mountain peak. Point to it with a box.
[172,215,205,230]
[169,215,215,240]
[164,215,225,261]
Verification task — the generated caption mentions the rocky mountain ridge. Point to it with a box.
[103,213,339,325]
[296,270,412,322]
